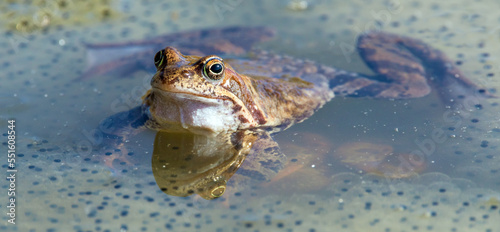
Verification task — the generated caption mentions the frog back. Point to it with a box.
[226,50,336,132]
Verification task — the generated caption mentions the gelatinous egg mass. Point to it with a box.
[1,0,121,33]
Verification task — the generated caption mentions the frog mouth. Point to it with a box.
[151,87,229,102]
[149,87,242,135]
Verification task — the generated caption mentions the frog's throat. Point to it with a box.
[148,89,259,136]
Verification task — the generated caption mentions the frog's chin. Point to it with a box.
[149,89,241,136]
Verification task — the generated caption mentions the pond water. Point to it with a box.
[1,0,500,231]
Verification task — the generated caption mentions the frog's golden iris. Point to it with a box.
[202,57,225,81]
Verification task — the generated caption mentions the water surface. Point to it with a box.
[1,0,500,231]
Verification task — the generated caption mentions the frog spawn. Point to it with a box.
[3,0,500,231]
[1,0,120,33]
[9,136,500,232]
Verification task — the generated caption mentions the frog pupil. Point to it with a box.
[210,63,223,74]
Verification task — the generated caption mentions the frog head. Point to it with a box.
[147,47,265,135]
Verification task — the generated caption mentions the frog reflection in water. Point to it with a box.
[151,131,257,199]
[94,27,495,199]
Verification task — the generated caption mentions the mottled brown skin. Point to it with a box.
[144,47,333,136]
[94,27,495,198]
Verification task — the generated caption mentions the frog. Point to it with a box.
[91,26,495,199]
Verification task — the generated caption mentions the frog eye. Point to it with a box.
[154,50,165,68]
[202,57,225,81]
[210,186,225,198]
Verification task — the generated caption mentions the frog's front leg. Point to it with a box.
[329,32,495,103]
[97,105,150,168]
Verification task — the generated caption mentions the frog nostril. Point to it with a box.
[181,70,192,78]
[160,47,186,65]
